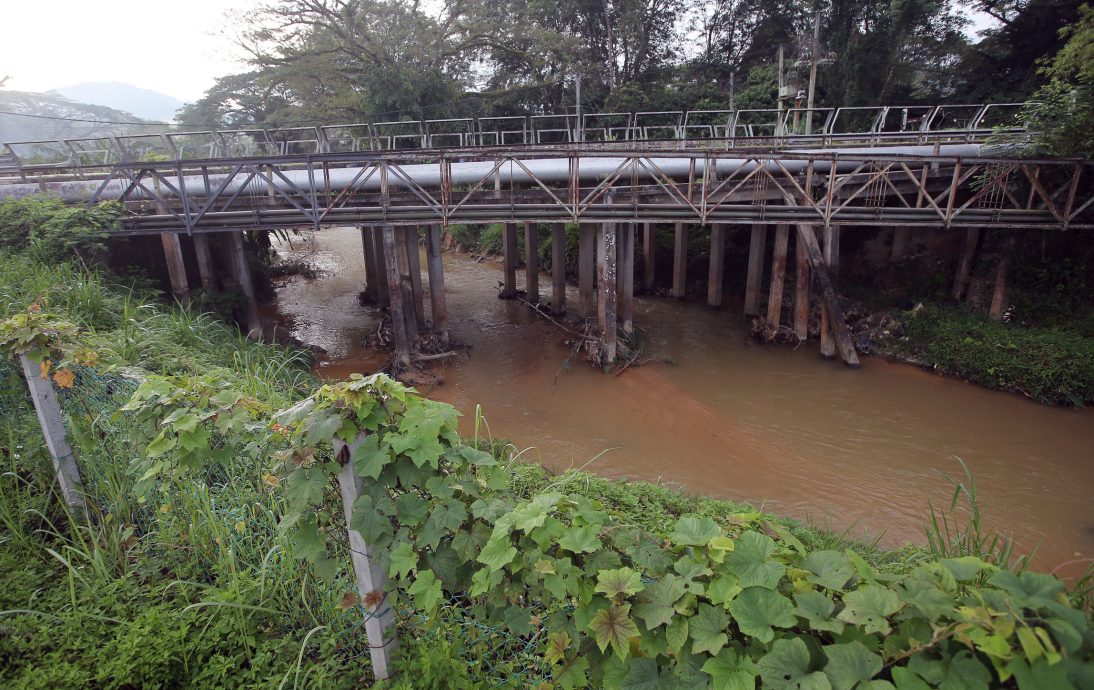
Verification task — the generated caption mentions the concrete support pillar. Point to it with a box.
[404,227,426,330]
[797,225,859,367]
[551,223,566,315]
[501,223,518,299]
[621,224,635,335]
[160,233,190,304]
[579,224,596,319]
[19,354,85,512]
[370,229,390,307]
[744,224,767,316]
[766,224,790,328]
[707,224,725,307]
[672,222,687,298]
[524,222,540,304]
[597,224,618,364]
[395,228,420,344]
[226,231,262,339]
[989,236,1015,320]
[642,222,655,290]
[891,227,911,260]
[819,225,841,358]
[192,234,216,290]
[381,226,411,368]
[953,228,980,301]
[425,224,448,345]
[361,227,380,303]
[794,231,811,340]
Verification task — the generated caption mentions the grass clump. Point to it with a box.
[899,305,1094,405]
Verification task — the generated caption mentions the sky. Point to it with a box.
[2,1,999,106]
[0,0,259,103]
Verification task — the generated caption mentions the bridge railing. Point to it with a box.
[0,102,1030,182]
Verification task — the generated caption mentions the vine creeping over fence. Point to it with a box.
[3,307,1093,688]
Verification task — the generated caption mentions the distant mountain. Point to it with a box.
[0,90,163,148]
[54,82,184,123]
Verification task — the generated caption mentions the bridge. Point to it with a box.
[1,102,1091,372]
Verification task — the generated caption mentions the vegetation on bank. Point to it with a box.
[1,217,1093,688]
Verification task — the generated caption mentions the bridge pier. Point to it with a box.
[361,227,381,304]
[597,224,618,364]
[551,223,566,315]
[160,233,190,304]
[404,227,426,330]
[621,223,635,335]
[396,229,420,343]
[425,224,448,346]
[381,226,411,368]
[642,223,655,291]
[524,222,539,304]
[193,235,216,291]
[225,231,262,338]
[501,223,518,299]
[797,225,858,367]
[579,224,595,318]
[819,225,841,359]
[794,231,811,341]
[672,222,687,298]
[767,224,790,328]
[371,229,390,307]
[707,224,725,308]
[953,228,980,300]
[744,224,768,316]
[891,227,911,260]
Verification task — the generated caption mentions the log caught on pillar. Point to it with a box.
[796,225,859,367]
[371,229,390,307]
[193,234,216,291]
[404,227,426,330]
[819,225,840,358]
[794,231,811,340]
[160,233,190,304]
[361,227,380,303]
[395,228,420,344]
[621,223,635,335]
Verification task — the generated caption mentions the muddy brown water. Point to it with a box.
[270,227,1094,575]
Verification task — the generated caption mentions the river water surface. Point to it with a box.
[270,227,1094,574]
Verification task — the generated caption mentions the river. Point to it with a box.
[269,227,1094,575]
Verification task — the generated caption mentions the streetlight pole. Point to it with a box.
[806,8,821,135]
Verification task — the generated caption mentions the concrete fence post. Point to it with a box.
[333,435,397,680]
[18,354,85,512]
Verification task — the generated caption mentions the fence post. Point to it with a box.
[18,354,85,512]
[333,435,397,680]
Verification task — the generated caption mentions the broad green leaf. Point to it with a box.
[558,525,602,554]
[891,667,932,690]
[689,602,730,656]
[838,586,903,636]
[707,574,742,608]
[283,468,327,509]
[823,641,882,690]
[394,492,428,526]
[350,494,393,543]
[906,649,991,690]
[794,591,845,634]
[804,550,855,591]
[758,637,831,690]
[665,616,689,655]
[707,535,736,563]
[726,531,785,589]
[304,411,343,445]
[146,430,177,456]
[988,570,1065,610]
[671,515,721,546]
[389,541,417,579]
[898,576,955,623]
[554,656,589,690]
[702,647,757,690]
[459,444,497,466]
[477,534,518,572]
[407,569,442,611]
[620,657,661,690]
[728,587,796,644]
[353,434,390,479]
[596,567,645,600]
[545,631,571,665]
[940,556,993,582]
[289,516,326,562]
[588,603,640,659]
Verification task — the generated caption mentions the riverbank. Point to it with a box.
[3,241,1094,686]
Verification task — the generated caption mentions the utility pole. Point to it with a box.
[777,45,785,135]
[806,8,822,135]
[729,72,735,113]
[575,73,583,143]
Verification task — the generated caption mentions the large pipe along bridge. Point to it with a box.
[1,132,1090,372]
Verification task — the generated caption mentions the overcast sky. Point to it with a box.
[1,0,257,103]
[3,1,998,105]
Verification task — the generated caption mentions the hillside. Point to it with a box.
[54,81,183,123]
[0,90,163,145]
